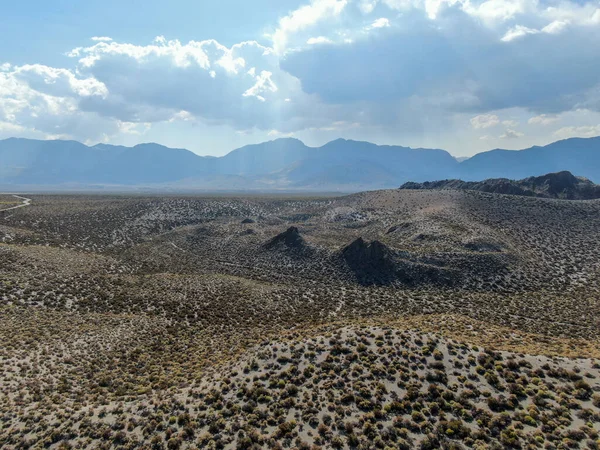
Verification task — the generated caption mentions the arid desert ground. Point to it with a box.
[1,190,600,449]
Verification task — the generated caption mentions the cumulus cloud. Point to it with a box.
[553,125,600,139]
[500,128,525,139]
[272,0,348,53]
[0,63,123,141]
[1,0,600,147]
[67,38,328,130]
[370,17,390,28]
[528,114,559,125]
[471,114,500,129]
[358,0,378,14]
[12,64,107,98]
[281,0,600,121]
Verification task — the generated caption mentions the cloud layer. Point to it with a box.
[1,0,599,150]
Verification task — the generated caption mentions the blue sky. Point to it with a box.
[1,0,599,156]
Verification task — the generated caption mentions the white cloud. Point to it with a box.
[268,129,296,137]
[528,114,559,125]
[117,121,151,135]
[370,18,391,28]
[0,121,26,133]
[553,125,600,139]
[471,114,500,129]
[1,0,600,149]
[242,71,278,101]
[307,36,333,44]
[502,19,571,42]
[272,0,348,53]
[543,2,600,26]
[0,63,123,141]
[13,64,107,98]
[501,25,539,42]
[541,20,569,35]
[169,110,194,122]
[461,0,528,23]
[0,35,352,140]
[359,0,378,14]
[500,128,524,139]
[282,0,600,128]
[69,38,304,128]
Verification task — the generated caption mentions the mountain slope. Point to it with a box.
[214,138,310,176]
[400,170,600,199]
[460,137,600,181]
[0,137,459,189]
[1,135,600,190]
[0,138,213,185]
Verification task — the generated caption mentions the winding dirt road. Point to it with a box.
[0,195,31,212]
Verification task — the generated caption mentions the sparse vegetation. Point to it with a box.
[1,190,599,448]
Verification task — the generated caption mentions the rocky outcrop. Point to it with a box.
[342,238,392,267]
[341,237,460,286]
[341,238,397,284]
[400,171,600,200]
[263,227,310,253]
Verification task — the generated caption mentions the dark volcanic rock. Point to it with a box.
[341,237,459,286]
[341,238,397,284]
[264,227,309,252]
[342,238,392,266]
[241,218,255,224]
[400,171,600,200]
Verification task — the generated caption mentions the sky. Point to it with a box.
[1,0,599,157]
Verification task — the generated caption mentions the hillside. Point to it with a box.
[1,135,599,191]
[2,190,600,448]
[400,171,600,200]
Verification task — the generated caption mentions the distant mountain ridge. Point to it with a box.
[459,137,600,182]
[400,171,600,200]
[0,136,599,191]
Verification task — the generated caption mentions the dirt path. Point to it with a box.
[0,195,32,212]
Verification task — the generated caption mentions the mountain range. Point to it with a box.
[1,136,599,191]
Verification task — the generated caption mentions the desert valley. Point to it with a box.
[2,172,600,449]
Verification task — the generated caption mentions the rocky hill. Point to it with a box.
[400,171,600,199]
